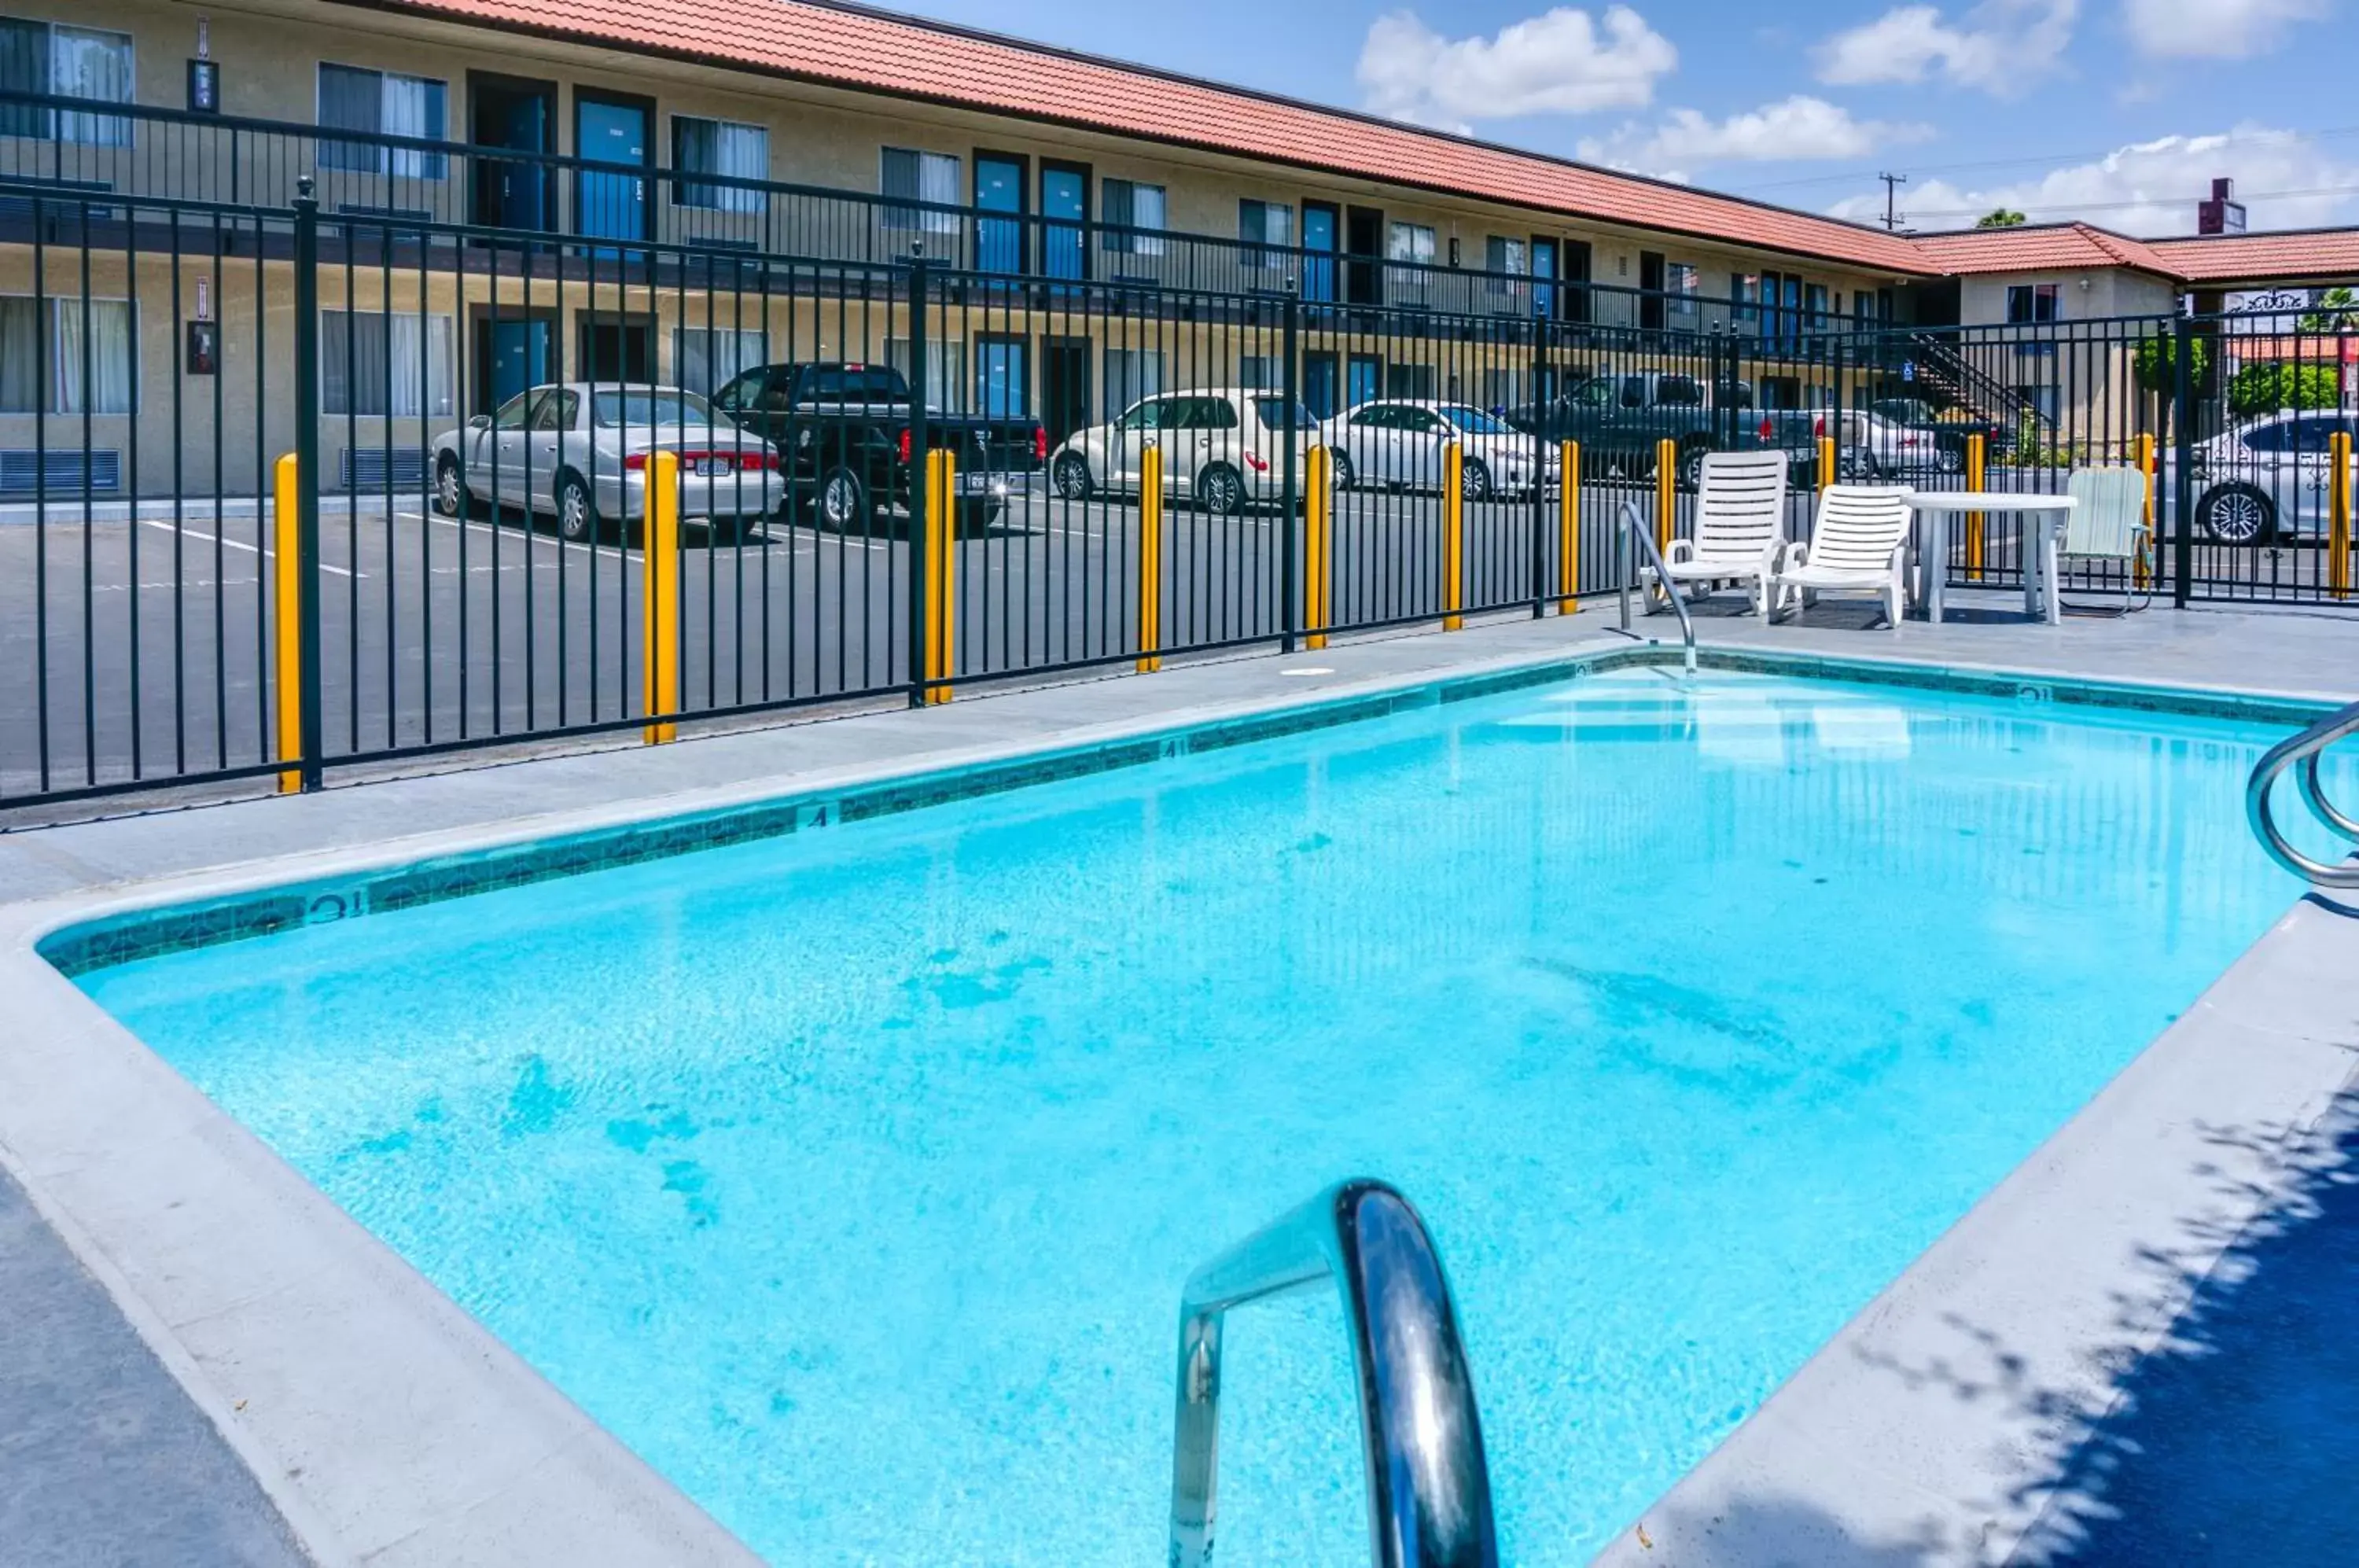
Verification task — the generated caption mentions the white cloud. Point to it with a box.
[1814,0,2076,95]
[2121,0,2327,57]
[1827,126,2358,234]
[1356,6,1677,131]
[1578,95,1933,179]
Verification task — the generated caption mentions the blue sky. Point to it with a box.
[885,0,2357,236]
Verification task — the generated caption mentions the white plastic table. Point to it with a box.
[1901,491,2078,625]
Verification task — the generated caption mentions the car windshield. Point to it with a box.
[1439,407,1513,435]
[800,367,907,401]
[1251,395,1317,430]
[591,390,723,429]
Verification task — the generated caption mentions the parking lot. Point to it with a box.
[2,469,2347,803]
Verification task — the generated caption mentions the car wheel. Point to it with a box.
[1460,458,1493,503]
[1678,445,1709,491]
[1196,463,1245,517]
[1330,448,1357,489]
[2198,482,2275,545]
[433,455,466,518]
[1936,443,1965,475]
[1051,452,1093,500]
[818,466,870,532]
[555,471,597,543]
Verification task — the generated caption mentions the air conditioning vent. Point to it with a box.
[0,448,123,495]
[337,447,431,491]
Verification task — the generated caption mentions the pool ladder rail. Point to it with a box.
[2247,695,2359,888]
[1168,1179,1498,1568]
[1614,500,1698,677]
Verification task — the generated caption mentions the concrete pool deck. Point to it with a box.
[0,591,2354,1566]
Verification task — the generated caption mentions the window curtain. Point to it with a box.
[50,26,132,147]
[52,298,132,414]
[317,64,381,174]
[379,73,446,180]
[675,327,767,395]
[0,20,46,138]
[1102,347,1163,413]
[677,120,766,213]
[323,311,452,416]
[882,149,961,235]
[885,338,966,412]
[0,296,39,412]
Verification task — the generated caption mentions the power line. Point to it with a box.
[1730,123,2359,196]
[1904,179,2359,222]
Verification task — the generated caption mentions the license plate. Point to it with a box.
[696,458,728,478]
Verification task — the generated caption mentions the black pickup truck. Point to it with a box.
[1506,372,1818,488]
[711,361,1044,530]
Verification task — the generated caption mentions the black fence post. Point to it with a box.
[293,177,325,790]
[906,248,931,707]
[1529,312,1547,617]
[1280,283,1300,654]
[2171,311,2194,609]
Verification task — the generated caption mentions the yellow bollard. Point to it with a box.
[1817,433,1835,495]
[641,450,680,744]
[1304,444,1330,650]
[1965,432,1987,581]
[2331,429,2353,602]
[924,448,958,703]
[272,452,302,793]
[1442,440,1464,631]
[1557,440,1580,614]
[2135,432,2157,587]
[1654,436,1676,554]
[1137,444,1165,672]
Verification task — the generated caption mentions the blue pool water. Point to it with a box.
[78,669,2328,1565]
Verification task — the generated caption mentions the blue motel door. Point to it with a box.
[976,156,1025,275]
[1041,166,1085,281]
[491,320,553,407]
[576,98,649,249]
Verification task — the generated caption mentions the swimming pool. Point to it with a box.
[71,666,2324,1565]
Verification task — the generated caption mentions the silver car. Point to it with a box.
[2173,409,2359,544]
[432,383,786,541]
[1321,399,1543,498]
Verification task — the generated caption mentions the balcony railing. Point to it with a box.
[0,86,1916,343]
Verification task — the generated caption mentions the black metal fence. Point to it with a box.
[2,154,2353,810]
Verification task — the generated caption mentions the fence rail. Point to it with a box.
[1,172,2353,810]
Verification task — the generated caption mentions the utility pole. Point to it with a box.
[1878,171,1907,232]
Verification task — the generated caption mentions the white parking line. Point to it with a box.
[139,519,358,578]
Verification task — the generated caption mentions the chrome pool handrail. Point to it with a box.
[1615,500,1698,675]
[1168,1180,1497,1568]
[2247,696,2359,888]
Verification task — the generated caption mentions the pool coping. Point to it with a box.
[0,630,2352,1567]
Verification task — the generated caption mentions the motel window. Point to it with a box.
[1386,222,1436,301]
[1103,346,1164,412]
[0,19,133,145]
[1483,236,1525,299]
[2006,283,2061,325]
[674,326,767,396]
[881,147,962,234]
[1805,282,1830,332]
[1102,179,1165,256]
[1667,262,1700,325]
[672,116,767,213]
[884,337,968,412]
[976,335,1028,418]
[0,296,134,413]
[317,64,447,178]
[1238,199,1291,270]
[1238,355,1282,391]
[319,311,455,417]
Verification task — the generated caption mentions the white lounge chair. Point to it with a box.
[1772,485,1914,631]
[1645,450,1788,618]
[2052,466,2152,614]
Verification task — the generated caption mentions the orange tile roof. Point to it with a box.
[357,0,1934,274]
[1908,223,2178,277]
[2144,229,2359,284]
[348,0,2359,285]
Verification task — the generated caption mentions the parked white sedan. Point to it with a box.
[432,383,786,542]
[1048,388,1319,514]
[1322,399,1542,499]
[2172,409,2359,544]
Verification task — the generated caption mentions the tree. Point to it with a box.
[2297,286,2358,333]
[2228,360,2340,416]
[1975,208,2027,228]
[2132,333,2210,396]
